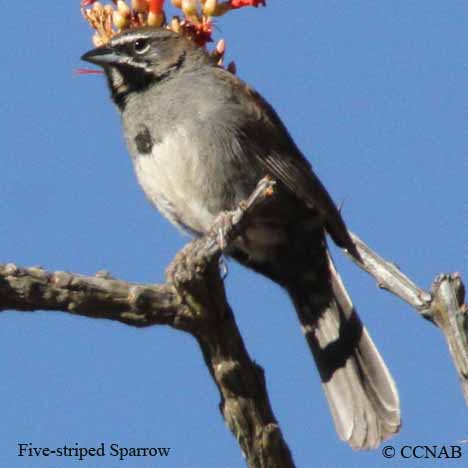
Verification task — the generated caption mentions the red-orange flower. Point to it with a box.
[181,19,213,46]
[229,0,265,8]
[149,0,164,13]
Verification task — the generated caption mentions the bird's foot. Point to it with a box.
[211,210,239,253]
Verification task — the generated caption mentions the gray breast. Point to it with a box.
[119,76,264,237]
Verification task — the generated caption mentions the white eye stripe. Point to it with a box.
[127,57,153,73]
[111,32,151,47]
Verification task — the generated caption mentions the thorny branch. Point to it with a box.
[0,177,467,467]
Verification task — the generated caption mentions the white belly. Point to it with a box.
[132,126,217,236]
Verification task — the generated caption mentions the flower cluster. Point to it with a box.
[81,0,265,48]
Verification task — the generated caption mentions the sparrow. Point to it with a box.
[82,27,401,449]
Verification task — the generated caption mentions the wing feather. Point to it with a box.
[213,68,357,255]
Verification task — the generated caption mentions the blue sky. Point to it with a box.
[1,1,468,467]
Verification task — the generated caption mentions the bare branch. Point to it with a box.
[0,177,294,468]
[346,233,433,311]
[346,232,468,404]
[431,274,468,405]
[1,175,467,464]
[0,264,183,327]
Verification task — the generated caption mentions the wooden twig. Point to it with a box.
[346,232,468,404]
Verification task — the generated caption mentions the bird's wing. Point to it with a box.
[214,67,357,255]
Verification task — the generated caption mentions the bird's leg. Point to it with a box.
[207,177,277,257]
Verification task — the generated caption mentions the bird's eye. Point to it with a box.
[134,39,149,54]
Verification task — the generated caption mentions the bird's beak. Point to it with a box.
[81,46,121,67]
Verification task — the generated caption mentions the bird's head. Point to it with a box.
[81,27,209,108]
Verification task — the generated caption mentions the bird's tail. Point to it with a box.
[287,253,401,450]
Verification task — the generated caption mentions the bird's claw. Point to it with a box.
[212,211,237,253]
[219,256,229,279]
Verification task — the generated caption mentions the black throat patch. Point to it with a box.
[106,65,153,112]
